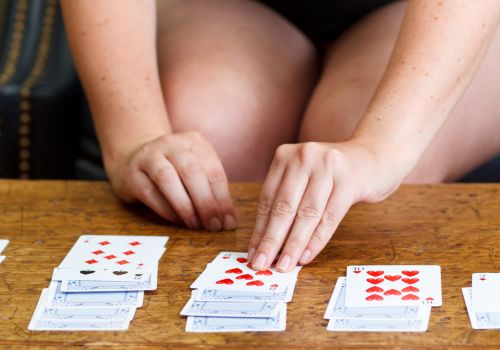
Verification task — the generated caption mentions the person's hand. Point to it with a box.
[106,131,236,231]
[247,140,407,272]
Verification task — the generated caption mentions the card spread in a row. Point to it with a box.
[462,273,500,329]
[28,235,168,331]
[181,252,301,332]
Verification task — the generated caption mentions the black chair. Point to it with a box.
[0,0,498,181]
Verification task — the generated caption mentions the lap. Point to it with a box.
[300,1,500,182]
[156,0,318,181]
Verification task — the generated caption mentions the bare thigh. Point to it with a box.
[299,1,500,183]
[156,0,318,181]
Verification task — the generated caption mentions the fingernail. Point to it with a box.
[189,216,201,230]
[248,247,256,261]
[299,249,311,264]
[223,214,236,230]
[208,217,222,231]
[252,253,267,270]
[277,254,291,272]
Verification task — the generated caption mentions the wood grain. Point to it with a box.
[0,180,499,349]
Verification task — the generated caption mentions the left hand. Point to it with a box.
[247,140,406,272]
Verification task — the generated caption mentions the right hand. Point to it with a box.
[106,131,236,231]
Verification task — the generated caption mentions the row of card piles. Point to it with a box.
[462,272,500,329]
[181,252,301,332]
[324,265,442,332]
[29,235,168,331]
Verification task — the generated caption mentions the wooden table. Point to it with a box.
[0,180,499,349]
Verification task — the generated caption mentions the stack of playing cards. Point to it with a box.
[462,272,500,329]
[29,235,168,331]
[324,265,442,332]
[181,252,301,332]
[0,239,8,263]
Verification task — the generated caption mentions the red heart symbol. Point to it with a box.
[353,270,361,274]
[246,263,253,269]
[236,273,253,280]
[425,297,434,300]
[384,275,401,282]
[365,294,384,301]
[246,280,264,287]
[256,269,273,276]
[402,294,419,301]
[222,256,230,259]
[367,270,384,277]
[225,268,242,274]
[402,270,419,277]
[480,277,486,281]
[384,289,401,296]
[366,286,384,293]
[367,278,384,285]
[236,257,248,263]
[216,278,233,285]
[402,286,420,293]
[271,283,279,288]
[402,278,419,284]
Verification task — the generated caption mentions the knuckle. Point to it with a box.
[310,232,329,248]
[256,198,273,217]
[151,167,173,185]
[207,169,226,185]
[180,162,204,179]
[324,148,343,167]
[272,200,293,217]
[298,142,320,162]
[296,205,322,221]
[321,210,338,226]
[274,144,291,162]
[260,235,279,247]
[286,236,307,250]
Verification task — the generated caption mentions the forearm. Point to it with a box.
[353,0,500,173]
[61,0,171,164]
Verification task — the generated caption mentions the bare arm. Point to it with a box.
[61,0,170,163]
[61,0,235,231]
[249,0,500,272]
[353,0,500,181]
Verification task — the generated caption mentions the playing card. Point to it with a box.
[38,305,136,321]
[181,292,283,317]
[462,287,500,329]
[28,289,129,331]
[46,281,144,307]
[191,252,300,293]
[345,265,442,307]
[60,267,157,292]
[194,284,296,302]
[326,316,430,332]
[52,267,152,283]
[185,304,287,332]
[0,239,8,254]
[58,236,166,280]
[472,273,500,313]
[325,277,430,320]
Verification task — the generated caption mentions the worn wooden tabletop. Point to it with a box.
[0,180,498,349]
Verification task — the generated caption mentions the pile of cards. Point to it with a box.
[29,235,168,331]
[462,272,500,329]
[0,239,8,263]
[324,265,442,332]
[181,252,301,332]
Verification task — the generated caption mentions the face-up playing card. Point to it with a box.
[185,304,286,332]
[191,252,300,293]
[46,281,143,308]
[52,267,152,283]
[181,292,283,318]
[324,277,430,320]
[345,265,442,307]
[462,287,500,329]
[472,273,500,313]
[0,239,8,254]
[326,316,430,332]
[59,235,167,273]
[194,284,296,302]
[28,289,130,331]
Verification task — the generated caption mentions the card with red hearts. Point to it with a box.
[191,252,300,293]
[345,265,442,307]
[471,273,500,313]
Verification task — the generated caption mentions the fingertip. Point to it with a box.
[247,247,256,261]
[222,214,236,230]
[298,249,312,265]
